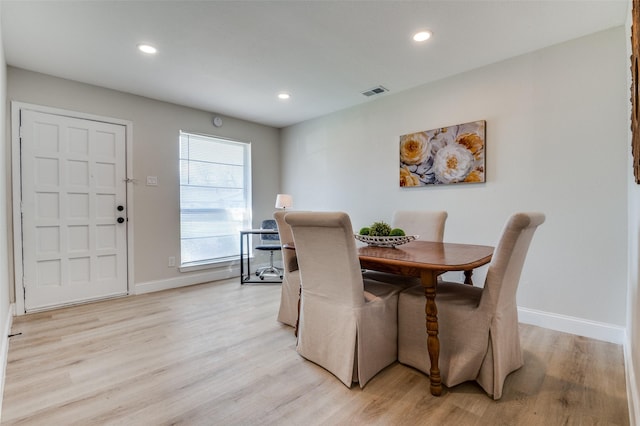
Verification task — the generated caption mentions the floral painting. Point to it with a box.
[399,120,485,187]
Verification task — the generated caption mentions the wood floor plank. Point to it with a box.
[1,279,630,425]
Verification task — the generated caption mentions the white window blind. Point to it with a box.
[179,131,251,266]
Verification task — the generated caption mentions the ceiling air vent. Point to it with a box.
[361,85,389,97]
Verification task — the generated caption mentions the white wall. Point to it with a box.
[0,0,9,313]
[627,166,640,422]
[281,27,628,329]
[626,2,640,423]
[0,1,12,414]
[7,68,281,289]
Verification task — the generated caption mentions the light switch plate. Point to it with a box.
[146,176,158,186]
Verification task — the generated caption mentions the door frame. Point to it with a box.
[11,102,135,314]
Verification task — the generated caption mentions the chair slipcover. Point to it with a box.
[363,210,447,287]
[397,212,545,399]
[273,210,301,327]
[391,210,448,242]
[285,211,400,388]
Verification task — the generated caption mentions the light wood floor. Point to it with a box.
[1,279,629,425]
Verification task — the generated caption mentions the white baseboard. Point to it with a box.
[0,304,15,423]
[134,265,240,294]
[518,306,625,344]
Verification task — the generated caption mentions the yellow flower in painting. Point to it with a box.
[456,133,484,160]
[400,132,429,165]
[464,169,484,183]
[400,166,420,187]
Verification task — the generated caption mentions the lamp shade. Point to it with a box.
[275,194,293,209]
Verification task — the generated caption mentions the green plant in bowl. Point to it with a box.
[369,221,392,236]
[359,227,370,235]
[390,228,406,236]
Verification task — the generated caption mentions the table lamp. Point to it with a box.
[275,194,293,210]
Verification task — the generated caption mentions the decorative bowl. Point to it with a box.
[354,234,417,248]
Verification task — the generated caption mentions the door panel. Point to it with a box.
[21,110,128,311]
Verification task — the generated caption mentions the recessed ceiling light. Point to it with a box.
[413,31,432,42]
[137,44,157,54]
[278,93,291,100]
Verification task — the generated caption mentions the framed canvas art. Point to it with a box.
[399,120,486,187]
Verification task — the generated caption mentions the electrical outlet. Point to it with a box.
[168,256,176,267]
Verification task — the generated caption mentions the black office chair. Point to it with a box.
[255,219,283,279]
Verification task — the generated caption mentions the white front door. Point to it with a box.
[20,109,128,311]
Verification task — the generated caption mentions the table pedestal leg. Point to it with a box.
[422,270,442,396]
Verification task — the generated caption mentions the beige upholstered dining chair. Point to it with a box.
[391,210,448,242]
[363,210,448,287]
[397,212,545,399]
[273,210,300,327]
[284,211,401,388]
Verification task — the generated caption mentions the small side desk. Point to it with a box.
[239,229,282,284]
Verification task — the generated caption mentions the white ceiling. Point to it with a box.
[1,0,629,128]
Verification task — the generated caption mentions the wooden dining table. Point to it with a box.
[358,240,494,396]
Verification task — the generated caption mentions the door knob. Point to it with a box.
[117,205,124,211]
[117,217,125,224]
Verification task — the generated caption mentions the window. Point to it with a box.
[179,131,251,267]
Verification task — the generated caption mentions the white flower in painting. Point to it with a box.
[428,129,453,156]
[433,144,474,183]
